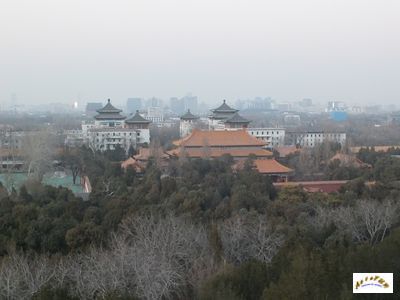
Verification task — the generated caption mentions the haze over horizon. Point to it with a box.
[1,0,399,107]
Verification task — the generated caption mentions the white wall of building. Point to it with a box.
[87,128,138,152]
[180,120,194,137]
[247,128,285,147]
[145,107,164,124]
[290,131,346,147]
[66,120,150,152]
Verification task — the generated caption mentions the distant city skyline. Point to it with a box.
[1,0,399,106]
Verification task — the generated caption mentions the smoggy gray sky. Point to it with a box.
[1,0,399,107]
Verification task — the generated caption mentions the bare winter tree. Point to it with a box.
[219,214,284,264]
[0,215,281,299]
[313,200,400,245]
[119,214,209,300]
[149,139,163,168]
[59,148,82,184]
[35,214,211,300]
[311,205,336,230]
[0,253,55,300]
[21,130,56,181]
[66,248,132,299]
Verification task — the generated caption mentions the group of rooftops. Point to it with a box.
[95,99,250,125]
[95,99,151,124]
[181,99,250,125]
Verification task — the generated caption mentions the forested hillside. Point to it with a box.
[1,147,400,299]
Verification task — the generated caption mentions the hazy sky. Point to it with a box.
[1,0,399,107]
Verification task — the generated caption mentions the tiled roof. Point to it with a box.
[209,112,237,120]
[121,157,145,173]
[180,109,199,120]
[173,130,267,147]
[350,145,400,153]
[275,146,301,158]
[125,111,152,124]
[167,148,273,158]
[329,153,371,168]
[211,100,238,113]
[94,100,126,120]
[134,147,169,161]
[224,113,250,124]
[253,159,293,174]
[97,99,122,113]
[94,113,126,120]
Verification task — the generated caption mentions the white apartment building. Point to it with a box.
[66,100,151,152]
[0,129,25,150]
[87,128,138,152]
[145,107,164,124]
[64,129,85,147]
[247,128,285,147]
[287,131,346,147]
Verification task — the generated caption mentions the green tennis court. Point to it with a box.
[0,173,84,194]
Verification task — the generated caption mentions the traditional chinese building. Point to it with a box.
[68,100,151,152]
[328,153,371,169]
[252,159,293,182]
[167,129,273,160]
[208,100,249,130]
[232,158,293,182]
[179,109,199,137]
[94,99,126,127]
[224,112,250,130]
[125,110,151,145]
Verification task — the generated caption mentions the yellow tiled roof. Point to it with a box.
[173,130,266,147]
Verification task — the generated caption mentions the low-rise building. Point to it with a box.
[233,158,293,182]
[329,153,371,168]
[179,110,199,137]
[286,131,346,147]
[208,100,251,130]
[66,100,151,152]
[64,129,85,147]
[87,128,138,152]
[125,111,151,145]
[144,107,164,124]
[247,128,285,147]
[224,113,250,130]
[167,129,273,160]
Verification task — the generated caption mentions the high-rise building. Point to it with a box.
[170,95,199,114]
[327,101,346,112]
[170,97,184,114]
[182,94,198,112]
[126,98,142,113]
[146,97,163,108]
[300,98,313,107]
[85,102,103,116]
